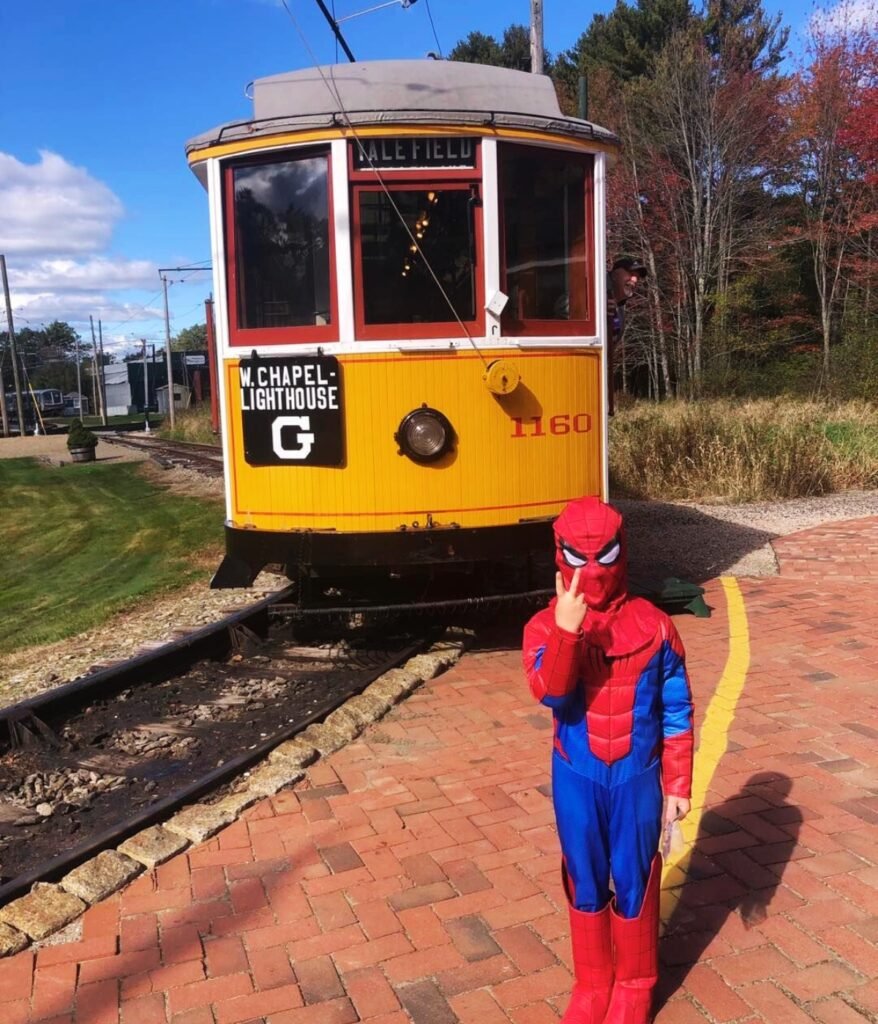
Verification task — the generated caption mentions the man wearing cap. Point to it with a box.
[607,257,647,412]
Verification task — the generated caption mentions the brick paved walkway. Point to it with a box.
[2,517,877,1023]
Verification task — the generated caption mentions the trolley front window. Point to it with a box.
[499,145,594,336]
[352,184,483,340]
[226,152,336,344]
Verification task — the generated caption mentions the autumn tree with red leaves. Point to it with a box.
[450,1,877,399]
[786,4,878,380]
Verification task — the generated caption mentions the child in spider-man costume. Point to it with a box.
[523,497,693,1023]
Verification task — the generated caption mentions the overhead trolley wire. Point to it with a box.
[423,0,443,57]
[279,0,488,366]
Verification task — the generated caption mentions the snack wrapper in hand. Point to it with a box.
[661,820,684,859]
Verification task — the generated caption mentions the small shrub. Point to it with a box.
[66,418,98,450]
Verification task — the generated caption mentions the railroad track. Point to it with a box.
[0,589,436,906]
[100,432,224,476]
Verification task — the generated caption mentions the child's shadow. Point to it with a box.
[657,772,803,1008]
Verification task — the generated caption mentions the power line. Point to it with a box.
[98,264,211,336]
[277,1,486,364]
[331,0,338,62]
[423,0,443,57]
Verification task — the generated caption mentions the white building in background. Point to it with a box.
[98,352,212,417]
[102,364,137,417]
[156,384,192,414]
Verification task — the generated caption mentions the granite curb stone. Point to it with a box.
[59,850,143,904]
[0,883,86,940]
[118,825,191,868]
[0,632,468,955]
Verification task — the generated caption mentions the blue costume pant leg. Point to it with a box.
[609,764,663,918]
[552,755,611,912]
[552,755,662,918]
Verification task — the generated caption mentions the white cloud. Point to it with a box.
[12,258,157,292]
[12,290,163,332]
[0,151,169,339]
[811,0,877,33]
[0,150,123,257]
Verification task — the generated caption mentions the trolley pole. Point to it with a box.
[530,0,544,75]
[313,0,357,62]
[1,255,27,436]
[142,338,151,433]
[161,272,176,430]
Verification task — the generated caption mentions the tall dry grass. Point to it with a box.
[157,405,218,446]
[609,399,878,502]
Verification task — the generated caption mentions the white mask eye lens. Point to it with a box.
[597,542,621,566]
[561,546,587,568]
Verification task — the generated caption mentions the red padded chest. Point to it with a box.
[580,644,657,764]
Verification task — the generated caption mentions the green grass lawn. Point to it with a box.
[0,458,223,655]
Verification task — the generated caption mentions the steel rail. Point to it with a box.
[271,588,554,618]
[0,636,424,906]
[0,586,295,749]
[101,434,222,455]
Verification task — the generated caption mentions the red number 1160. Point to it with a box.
[511,413,592,438]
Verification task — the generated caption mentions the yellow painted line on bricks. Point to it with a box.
[661,576,751,921]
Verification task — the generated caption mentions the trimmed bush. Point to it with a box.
[66,418,98,450]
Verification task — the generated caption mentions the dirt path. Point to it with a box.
[0,433,148,466]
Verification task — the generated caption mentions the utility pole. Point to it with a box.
[89,316,101,421]
[155,262,212,430]
[90,355,98,419]
[97,319,108,426]
[161,272,176,429]
[0,356,8,438]
[0,255,27,435]
[142,338,151,433]
[530,0,544,75]
[74,329,83,420]
[578,75,589,120]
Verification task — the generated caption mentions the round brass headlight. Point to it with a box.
[395,406,455,463]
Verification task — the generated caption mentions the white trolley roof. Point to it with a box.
[185,59,618,164]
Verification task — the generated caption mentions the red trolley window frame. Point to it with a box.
[349,139,485,342]
[498,145,596,338]
[223,148,339,347]
[350,178,485,342]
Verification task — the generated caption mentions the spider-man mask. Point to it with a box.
[553,497,628,612]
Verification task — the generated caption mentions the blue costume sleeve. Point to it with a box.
[660,624,694,798]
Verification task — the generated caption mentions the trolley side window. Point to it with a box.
[358,186,477,329]
[225,151,337,345]
[499,145,595,337]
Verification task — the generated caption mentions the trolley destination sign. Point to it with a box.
[239,355,344,467]
[353,136,477,170]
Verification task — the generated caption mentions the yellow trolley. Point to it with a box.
[185,60,618,601]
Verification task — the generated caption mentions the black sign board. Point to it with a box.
[353,136,477,170]
[239,355,344,467]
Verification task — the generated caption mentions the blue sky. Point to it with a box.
[0,0,844,358]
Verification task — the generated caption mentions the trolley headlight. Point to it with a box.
[395,406,455,463]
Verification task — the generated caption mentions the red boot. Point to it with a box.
[561,903,613,1024]
[603,854,661,1024]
